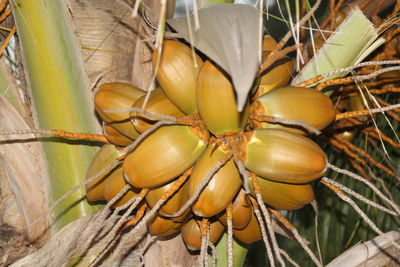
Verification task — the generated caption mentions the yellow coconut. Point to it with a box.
[196,60,249,136]
[181,218,225,251]
[349,94,371,122]
[249,175,314,210]
[102,122,133,147]
[148,215,183,237]
[252,36,293,97]
[251,87,336,134]
[153,40,203,114]
[245,129,327,184]
[124,125,208,188]
[131,88,185,133]
[94,82,144,139]
[86,144,122,202]
[218,189,252,230]
[103,167,140,208]
[145,173,190,217]
[233,208,261,245]
[189,144,242,217]
[257,58,293,97]
[262,35,278,51]
[171,210,193,223]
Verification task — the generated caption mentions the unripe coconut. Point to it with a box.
[145,173,190,218]
[103,167,140,208]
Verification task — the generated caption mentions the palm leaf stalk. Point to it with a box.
[10,0,100,230]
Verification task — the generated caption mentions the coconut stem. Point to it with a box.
[328,163,400,215]
[279,249,300,267]
[321,177,396,215]
[321,179,400,251]
[0,25,15,55]
[269,208,322,267]
[336,103,400,120]
[0,128,109,143]
[250,198,275,267]
[250,114,321,135]
[199,218,209,267]
[252,177,285,267]
[88,191,148,266]
[333,135,396,177]
[226,204,233,267]
[209,241,217,267]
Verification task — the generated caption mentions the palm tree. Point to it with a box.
[1,0,399,266]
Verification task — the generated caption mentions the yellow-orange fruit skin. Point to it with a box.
[252,87,336,135]
[249,176,314,210]
[218,190,252,230]
[257,58,293,96]
[94,82,144,139]
[86,144,122,202]
[189,145,242,218]
[123,125,208,188]
[171,209,193,223]
[252,36,292,97]
[103,167,140,208]
[233,209,261,245]
[181,219,225,251]
[262,35,278,51]
[349,95,371,122]
[102,122,133,147]
[245,129,327,184]
[153,40,203,114]
[196,61,249,136]
[145,174,190,217]
[377,70,400,79]
[148,215,183,237]
[334,119,356,142]
[131,88,185,133]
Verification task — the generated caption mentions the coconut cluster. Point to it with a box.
[86,37,337,249]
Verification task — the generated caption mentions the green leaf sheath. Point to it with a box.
[11,0,100,230]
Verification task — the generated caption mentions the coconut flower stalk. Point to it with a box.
[10,0,100,230]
